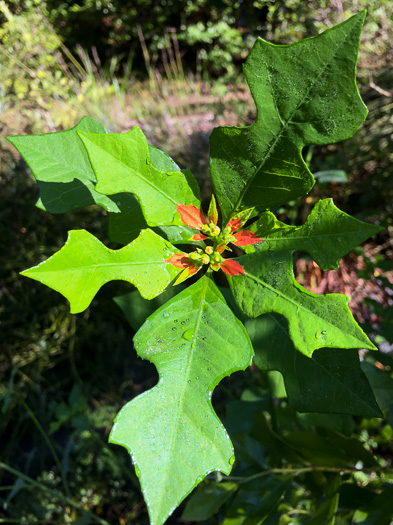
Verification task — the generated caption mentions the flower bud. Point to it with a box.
[210,225,221,237]
[212,252,223,264]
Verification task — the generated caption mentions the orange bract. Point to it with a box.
[220,260,246,276]
[164,253,190,269]
[232,230,263,246]
[176,204,207,230]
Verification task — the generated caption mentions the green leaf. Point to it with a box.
[78,126,201,226]
[285,428,377,468]
[6,116,122,213]
[361,361,393,411]
[304,473,340,525]
[114,287,184,332]
[107,193,148,245]
[245,313,381,416]
[181,481,238,521]
[246,199,383,270]
[109,276,253,525]
[351,485,393,525]
[227,250,375,356]
[21,229,183,313]
[107,144,182,245]
[210,12,367,222]
[222,477,289,525]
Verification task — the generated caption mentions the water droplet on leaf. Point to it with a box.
[182,329,194,340]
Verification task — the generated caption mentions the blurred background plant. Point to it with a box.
[1,0,392,523]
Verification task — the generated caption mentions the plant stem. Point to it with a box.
[225,465,392,484]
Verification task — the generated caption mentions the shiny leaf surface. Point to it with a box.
[210,12,367,221]
[227,250,375,356]
[245,198,382,270]
[78,126,201,226]
[110,276,253,525]
[7,116,122,213]
[21,229,183,313]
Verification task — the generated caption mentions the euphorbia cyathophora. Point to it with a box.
[165,196,263,284]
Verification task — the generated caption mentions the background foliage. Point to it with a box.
[1,1,392,523]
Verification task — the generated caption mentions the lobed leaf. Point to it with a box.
[227,250,375,356]
[109,276,253,525]
[6,116,122,213]
[246,313,381,416]
[210,12,367,222]
[245,198,383,270]
[107,144,189,245]
[21,229,183,313]
[78,126,201,226]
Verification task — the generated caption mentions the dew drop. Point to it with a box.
[172,327,177,331]
[182,329,194,340]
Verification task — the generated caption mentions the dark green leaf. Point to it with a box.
[361,361,393,411]
[352,485,393,525]
[210,12,367,222]
[222,477,289,525]
[306,473,340,525]
[181,481,238,521]
[285,428,377,468]
[109,276,253,525]
[107,193,148,245]
[246,313,381,416]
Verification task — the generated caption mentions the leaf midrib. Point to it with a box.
[29,260,169,275]
[93,140,179,208]
[232,20,360,215]
[244,271,360,345]
[152,277,210,520]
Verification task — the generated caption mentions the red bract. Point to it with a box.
[220,260,246,276]
[227,217,243,232]
[165,253,191,269]
[176,204,206,230]
[232,230,263,246]
[192,233,208,241]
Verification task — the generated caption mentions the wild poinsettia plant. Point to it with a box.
[9,11,384,525]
